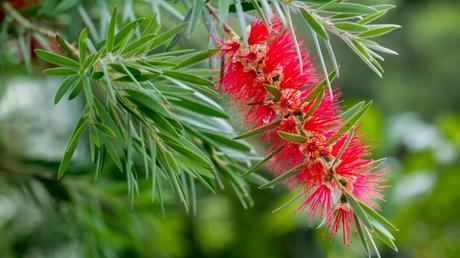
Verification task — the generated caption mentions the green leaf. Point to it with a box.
[68,76,83,100]
[372,221,398,251]
[303,85,324,119]
[78,28,88,64]
[345,193,372,229]
[335,22,367,32]
[264,84,281,98]
[125,89,172,118]
[55,0,79,12]
[103,138,123,171]
[35,49,80,67]
[170,97,229,119]
[189,0,205,35]
[328,101,372,144]
[340,101,365,121]
[122,33,157,55]
[302,71,336,103]
[278,131,307,143]
[358,10,387,25]
[235,120,281,140]
[95,123,116,137]
[359,24,401,38]
[218,0,230,23]
[82,76,93,108]
[360,202,398,232]
[55,75,79,104]
[114,18,145,46]
[106,7,117,52]
[55,34,74,58]
[354,214,371,256]
[58,114,88,179]
[259,164,304,189]
[163,70,214,86]
[241,147,282,178]
[44,67,78,76]
[149,23,188,50]
[300,8,328,40]
[250,0,269,28]
[202,132,251,152]
[176,48,220,68]
[321,3,377,15]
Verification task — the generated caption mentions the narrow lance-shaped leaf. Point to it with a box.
[328,101,372,144]
[106,6,117,52]
[55,75,79,104]
[241,147,282,178]
[300,8,328,40]
[35,49,80,67]
[302,71,336,103]
[78,28,88,64]
[176,48,220,68]
[58,114,88,179]
[259,163,304,189]
[278,131,307,143]
[360,202,398,231]
[264,84,281,98]
[189,0,205,35]
[235,120,281,140]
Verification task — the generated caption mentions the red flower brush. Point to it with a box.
[218,18,392,246]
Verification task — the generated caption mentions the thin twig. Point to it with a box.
[2,1,79,57]
[205,3,238,38]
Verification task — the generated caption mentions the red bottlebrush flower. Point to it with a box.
[218,17,389,245]
[327,202,356,245]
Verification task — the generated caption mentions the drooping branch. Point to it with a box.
[2,1,79,57]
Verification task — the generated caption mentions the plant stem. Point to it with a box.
[205,3,238,38]
[2,1,79,57]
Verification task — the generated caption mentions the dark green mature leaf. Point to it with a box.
[300,8,328,40]
[35,49,80,67]
[235,120,281,139]
[278,131,307,143]
[106,7,117,52]
[259,164,304,189]
[163,70,214,86]
[44,67,78,76]
[170,97,229,119]
[176,48,220,68]
[58,114,88,179]
[55,75,79,104]
[328,101,372,144]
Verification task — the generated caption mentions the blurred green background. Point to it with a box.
[1,0,460,257]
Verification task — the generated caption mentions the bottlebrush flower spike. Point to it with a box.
[218,17,397,253]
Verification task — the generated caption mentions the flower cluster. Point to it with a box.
[218,19,387,245]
